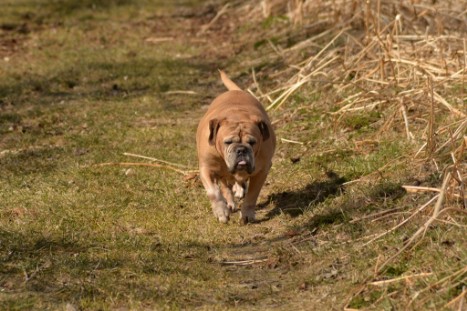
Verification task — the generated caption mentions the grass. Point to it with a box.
[1,0,466,310]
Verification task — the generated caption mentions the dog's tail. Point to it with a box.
[219,70,242,91]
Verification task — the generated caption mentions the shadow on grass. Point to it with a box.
[259,171,347,220]
[0,146,64,176]
[298,179,406,233]
[0,58,217,107]
[0,228,216,307]
[2,0,150,21]
[44,0,205,16]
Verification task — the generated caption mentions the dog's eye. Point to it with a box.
[224,139,233,145]
[248,140,256,146]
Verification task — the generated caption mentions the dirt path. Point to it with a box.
[0,2,347,309]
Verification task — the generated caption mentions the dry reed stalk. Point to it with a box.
[427,77,435,155]
[408,266,467,307]
[370,211,413,222]
[265,27,349,110]
[296,28,349,69]
[376,171,452,273]
[434,120,467,154]
[251,68,272,103]
[198,3,230,35]
[400,100,413,141]
[444,287,466,310]
[433,92,466,118]
[285,26,338,53]
[339,100,386,112]
[363,194,438,246]
[349,206,407,223]
[331,92,363,114]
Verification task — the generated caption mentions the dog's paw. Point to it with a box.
[227,202,239,213]
[218,215,229,224]
[233,182,246,199]
[212,201,230,224]
[239,207,255,225]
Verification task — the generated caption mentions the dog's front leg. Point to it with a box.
[240,169,268,224]
[199,167,230,223]
[220,179,238,213]
[233,182,247,199]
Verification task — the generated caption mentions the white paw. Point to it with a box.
[212,201,230,224]
[233,182,246,199]
[227,201,239,213]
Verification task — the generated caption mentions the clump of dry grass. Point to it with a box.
[227,0,466,307]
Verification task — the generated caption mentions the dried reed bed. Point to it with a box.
[236,0,465,233]
[227,0,465,307]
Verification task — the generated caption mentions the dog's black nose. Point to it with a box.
[236,147,246,156]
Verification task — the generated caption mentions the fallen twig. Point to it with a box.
[221,258,268,266]
[402,185,441,193]
[123,152,195,169]
[95,162,197,175]
[369,272,433,286]
[145,37,174,43]
[163,90,198,95]
[280,138,304,145]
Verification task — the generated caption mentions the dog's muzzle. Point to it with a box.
[226,144,255,174]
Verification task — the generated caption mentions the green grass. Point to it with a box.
[1,1,465,310]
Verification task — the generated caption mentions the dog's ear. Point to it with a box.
[257,121,270,141]
[209,119,221,145]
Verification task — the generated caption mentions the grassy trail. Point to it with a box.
[0,1,317,309]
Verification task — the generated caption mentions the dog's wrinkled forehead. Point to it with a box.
[209,117,270,146]
[219,120,261,138]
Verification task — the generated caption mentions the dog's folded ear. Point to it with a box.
[257,121,270,141]
[209,119,221,145]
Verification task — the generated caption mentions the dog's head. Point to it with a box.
[209,117,270,175]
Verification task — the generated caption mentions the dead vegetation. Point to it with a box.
[211,0,466,308]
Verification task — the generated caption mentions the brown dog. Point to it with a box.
[196,71,276,224]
